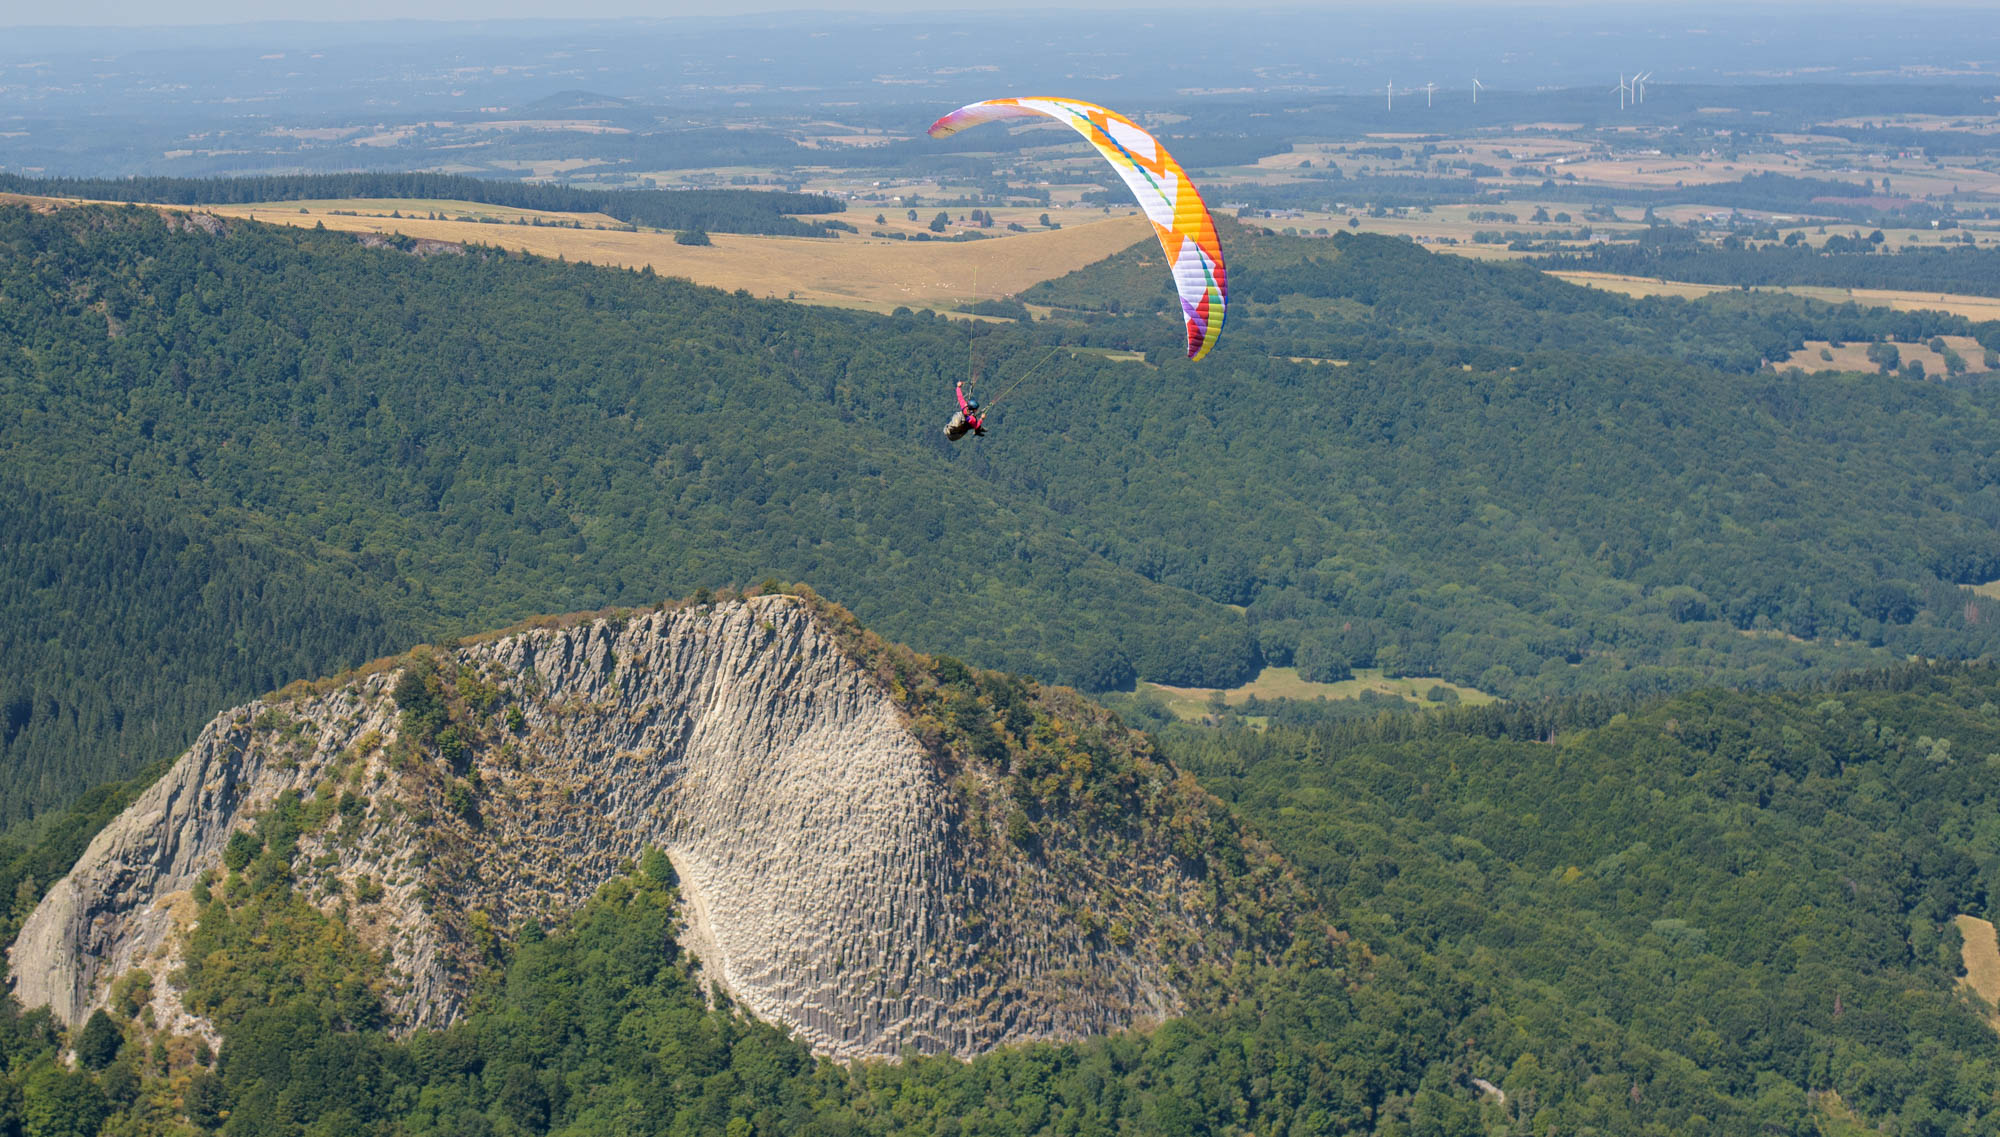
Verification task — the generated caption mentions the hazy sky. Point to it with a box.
[4,0,1977,28]
[13,0,1134,24]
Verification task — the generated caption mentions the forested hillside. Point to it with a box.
[1016,226,2000,679]
[1165,661,2000,1135]
[0,204,1236,825]
[8,202,2000,823]
[0,481,411,821]
[8,656,2000,1135]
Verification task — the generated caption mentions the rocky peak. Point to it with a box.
[9,592,1310,1059]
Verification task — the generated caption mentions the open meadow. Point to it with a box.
[1968,580,2000,602]
[1775,334,1990,375]
[1140,665,1495,721]
[199,200,1154,313]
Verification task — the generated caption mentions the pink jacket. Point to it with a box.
[955,383,984,430]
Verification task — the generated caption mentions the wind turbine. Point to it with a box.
[1425,81,1436,107]
[1634,72,1652,103]
[1386,80,1393,111]
[1472,76,1485,104]
[1612,73,1632,110]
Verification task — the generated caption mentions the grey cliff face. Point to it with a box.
[9,595,1282,1060]
[7,677,400,1032]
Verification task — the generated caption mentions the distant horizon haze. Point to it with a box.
[7,0,2000,28]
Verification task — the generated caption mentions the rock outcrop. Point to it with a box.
[9,594,1308,1059]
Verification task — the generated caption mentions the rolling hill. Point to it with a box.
[7,200,2000,826]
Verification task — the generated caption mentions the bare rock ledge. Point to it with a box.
[9,595,1302,1059]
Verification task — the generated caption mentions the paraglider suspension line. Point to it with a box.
[966,263,979,386]
[980,342,1069,413]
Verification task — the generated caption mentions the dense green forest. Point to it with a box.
[1041,223,2000,369]
[0,203,1234,824]
[0,480,412,823]
[0,174,846,237]
[1163,661,2000,1135]
[9,661,2000,1135]
[1545,236,2000,300]
[10,202,2000,823]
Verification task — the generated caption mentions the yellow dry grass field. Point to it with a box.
[1141,665,1493,720]
[1546,271,1733,300]
[1750,283,2000,322]
[214,202,1153,313]
[1542,155,1803,189]
[1956,915,2000,1031]
[209,198,628,228]
[0,192,67,212]
[1434,245,1543,262]
[1969,580,2000,602]
[1776,335,1988,375]
[1548,270,2000,322]
[1247,143,1334,171]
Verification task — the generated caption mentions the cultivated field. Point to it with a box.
[200,203,1155,313]
[1549,270,2000,322]
[1140,665,1494,721]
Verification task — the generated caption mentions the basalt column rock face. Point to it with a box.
[10,595,1308,1060]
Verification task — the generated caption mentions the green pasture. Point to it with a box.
[1140,665,1494,720]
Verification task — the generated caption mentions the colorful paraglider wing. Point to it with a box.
[929,97,1226,361]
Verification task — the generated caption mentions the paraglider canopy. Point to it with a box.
[929,97,1227,361]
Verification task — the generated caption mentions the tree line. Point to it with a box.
[0,173,846,237]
